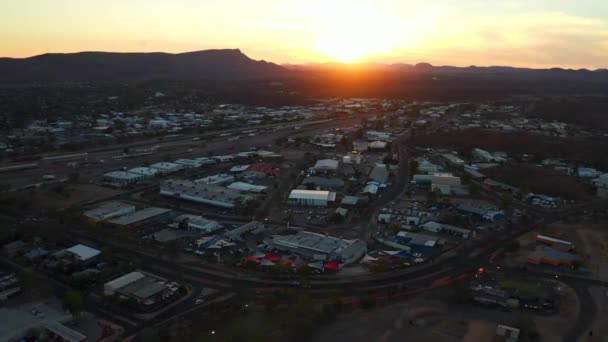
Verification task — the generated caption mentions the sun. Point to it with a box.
[314,6,407,63]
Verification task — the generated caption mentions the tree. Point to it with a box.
[389,222,401,234]
[504,240,521,252]
[62,290,84,314]
[359,295,377,309]
[68,172,80,183]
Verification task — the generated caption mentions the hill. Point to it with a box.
[0,49,288,83]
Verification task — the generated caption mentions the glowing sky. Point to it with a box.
[1,0,607,68]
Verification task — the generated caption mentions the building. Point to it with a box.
[288,189,336,206]
[108,207,173,231]
[267,231,366,265]
[103,171,144,186]
[420,221,471,238]
[457,203,505,222]
[230,165,250,173]
[396,231,438,253]
[340,196,361,206]
[173,214,221,234]
[0,302,85,342]
[227,182,268,193]
[195,174,235,185]
[313,159,339,173]
[366,131,392,141]
[302,177,345,190]
[104,271,174,307]
[441,154,465,166]
[536,234,573,252]
[174,159,204,168]
[416,159,443,174]
[368,141,387,150]
[225,221,264,241]
[352,141,369,152]
[63,245,101,263]
[128,167,160,178]
[83,201,136,222]
[527,247,580,267]
[160,179,255,208]
[149,162,183,174]
[244,163,280,178]
[369,164,389,184]
[0,272,21,301]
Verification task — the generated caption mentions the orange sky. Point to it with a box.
[1,0,607,69]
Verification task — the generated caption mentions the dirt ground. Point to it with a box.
[579,286,608,342]
[506,220,608,281]
[308,297,574,342]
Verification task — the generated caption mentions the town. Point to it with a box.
[1,91,608,342]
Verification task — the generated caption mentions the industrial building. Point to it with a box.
[441,154,465,166]
[313,159,339,173]
[457,203,505,222]
[527,247,580,267]
[267,231,366,265]
[174,159,204,168]
[225,221,265,241]
[104,271,174,307]
[83,201,136,222]
[102,171,145,186]
[195,174,234,185]
[288,189,336,206]
[536,234,573,252]
[128,167,160,178]
[173,214,221,234]
[0,302,85,342]
[396,231,439,253]
[108,207,173,231]
[369,164,389,184]
[420,221,471,238]
[149,162,183,174]
[227,182,268,193]
[243,163,280,178]
[64,244,101,263]
[160,179,255,208]
[302,176,345,190]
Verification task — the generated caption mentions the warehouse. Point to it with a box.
[128,167,160,178]
[396,231,439,253]
[174,159,204,168]
[160,179,255,208]
[536,234,573,252]
[267,231,366,265]
[195,174,234,185]
[288,189,336,206]
[173,214,221,234]
[104,271,173,306]
[313,159,339,173]
[527,247,580,267]
[108,207,173,231]
[83,201,136,222]
[457,203,505,222]
[149,162,183,174]
[64,244,101,264]
[227,182,268,193]
[103,171,144,186]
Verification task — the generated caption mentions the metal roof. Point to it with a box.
[66,244,100,261]
[289,189,332,200]
[109,207,171,225]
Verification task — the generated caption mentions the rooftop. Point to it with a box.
[289,189,334,201]
[272,231,355,254]
[66,244,101,261]
[83,201,135,220]
[109,207,172,226]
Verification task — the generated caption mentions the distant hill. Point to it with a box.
[0,49,288,83]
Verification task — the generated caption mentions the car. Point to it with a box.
[195,298,205,305]
[289,281,301,287]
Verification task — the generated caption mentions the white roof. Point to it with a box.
[227,182,267,193]
[66,244,100,261]
[104,171,141,180]
[128,167,159,176]
[230,165,250,172]
[105,271,145,291]
[314,159,339,170]
[289,189,332,200]
[150,162,183,171]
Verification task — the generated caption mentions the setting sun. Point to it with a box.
[313,4,411,63]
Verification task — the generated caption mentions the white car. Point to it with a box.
[195,298,205,305]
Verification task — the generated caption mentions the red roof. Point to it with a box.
[245,256,261,263]
[264,253,281,262]
[282,258,294,266]
[324,261,340,271]
[248,163,280,176]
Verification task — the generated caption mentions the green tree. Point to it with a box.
[62,290,84,314]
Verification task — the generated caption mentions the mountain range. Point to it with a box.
[0,48,607,86]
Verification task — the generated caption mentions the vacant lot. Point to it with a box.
[483,163,593,200]
[411,129,608,169]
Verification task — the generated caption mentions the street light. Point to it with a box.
[211,330,216,335]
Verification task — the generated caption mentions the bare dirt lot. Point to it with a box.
[309,296,574,342]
